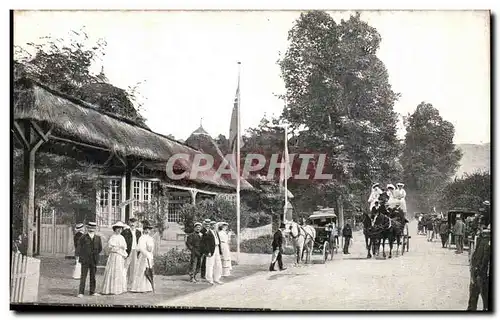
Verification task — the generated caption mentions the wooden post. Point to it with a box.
[125,167,133,222]
[22,122,37,257]
[18,121,52,257]
[189,189,198,206]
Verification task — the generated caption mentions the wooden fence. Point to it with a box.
[10,252,40,303]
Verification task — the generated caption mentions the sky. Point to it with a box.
[14,10,490,144]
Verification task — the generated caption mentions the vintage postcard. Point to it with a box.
[11,9,490,311]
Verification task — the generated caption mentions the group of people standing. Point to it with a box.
[73,218,155,297]
[368,182,407,213]
[185,219,232,285]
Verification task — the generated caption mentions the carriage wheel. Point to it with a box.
[322,242,329,263]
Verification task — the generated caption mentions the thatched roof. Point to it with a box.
[185,125,254,191]
[13,78,253,191]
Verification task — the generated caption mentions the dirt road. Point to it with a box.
[159,221,476,310]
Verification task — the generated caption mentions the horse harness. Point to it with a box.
[290,224,314,243]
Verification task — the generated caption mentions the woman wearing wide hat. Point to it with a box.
[393,183,407,213]
[130,220,155,293]
[218,222,232,277]
[100,221,128,295]
[368,183,383,211]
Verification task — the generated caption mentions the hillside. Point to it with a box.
[454,143,490,178]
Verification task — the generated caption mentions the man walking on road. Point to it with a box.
[269,223,287,271]
[439,219,449,248]
[454,216,466,254]
[467,226,490,311]
[342,219,353,254]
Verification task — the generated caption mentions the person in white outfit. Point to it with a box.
[130,221,155,293]
[386,184,398,208]
[100,221,128,295]
[218,222,232,277]
[368,183,383,211]
[122,218,141,290]
[393,183,407,213]
[201,220,223,285]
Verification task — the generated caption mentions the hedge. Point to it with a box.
[99,248,238,276]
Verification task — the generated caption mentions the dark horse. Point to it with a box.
[362,212,375,258]
[363,194,405,259]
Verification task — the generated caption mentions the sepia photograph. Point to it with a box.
[10,9,491,311]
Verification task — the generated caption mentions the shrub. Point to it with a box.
[100,248,237,276]
[154,248,192,276]
[245,211,272,228]
[229,235,294,255]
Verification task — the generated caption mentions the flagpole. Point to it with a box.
[236,61,241,264]
[283,124,288,223]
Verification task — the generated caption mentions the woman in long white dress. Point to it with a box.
[386,184,398,209]
[100,221,128,295]
[368,183,383,210]
[130,221,154,293]
[218,222,232,277]
[393,183,407,213]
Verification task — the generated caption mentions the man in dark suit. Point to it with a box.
[342,219,353,254]
[269,223,287,271]
[199,219,211,279]
[121,217,141,289]
[73,223,85,259]
[77,222,102,297]
[467,227,490,310]
[201,220,223,285]
[186,222,204,282]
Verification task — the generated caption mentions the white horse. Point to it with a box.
[289,221,316,264]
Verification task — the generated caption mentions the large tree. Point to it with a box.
[439,171,490,211]
[13,30,147,237]
[14,28,147,127]
[278,11,401,214]
[400,102,462,212]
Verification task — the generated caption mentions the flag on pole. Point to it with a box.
[228,62,242,263]
[229,80,244,170]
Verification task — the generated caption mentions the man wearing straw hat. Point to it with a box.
[199,219,211,280]
[269,223,287,271]
[201,220,223,285]
[77,222,102,297]
[186,222,203,283]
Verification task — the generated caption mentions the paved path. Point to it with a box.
[159,221,477,310]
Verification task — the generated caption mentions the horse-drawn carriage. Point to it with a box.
[288,208,338,264]
[306,209,338,263]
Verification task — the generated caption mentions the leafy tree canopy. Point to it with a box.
[401,102,462,212]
